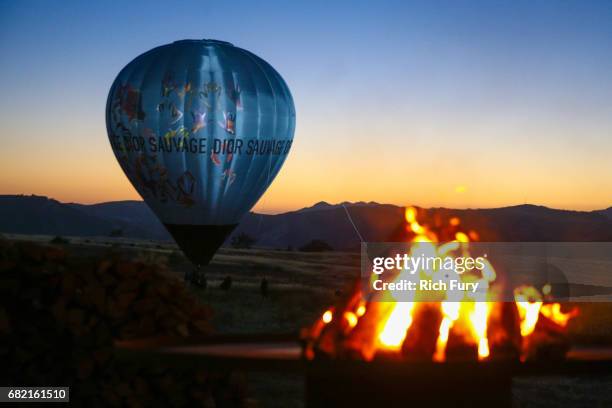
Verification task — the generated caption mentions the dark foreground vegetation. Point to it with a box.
[0,238,244,407]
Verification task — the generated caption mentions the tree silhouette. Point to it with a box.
[299,239,333,252]
[230,233,256,249]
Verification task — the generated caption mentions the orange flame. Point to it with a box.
[433,301,460,361]
[378,207,493,360]
[322,309,333,324]
[514,286,543,336]
[378,302,415,349]
[309,206,577,362]
[540,303,578,327]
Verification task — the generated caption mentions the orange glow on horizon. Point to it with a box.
[0,130,610,211]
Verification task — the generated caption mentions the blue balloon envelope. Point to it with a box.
[106,39,295,265]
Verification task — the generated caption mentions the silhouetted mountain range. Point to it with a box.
[1,195,611,249]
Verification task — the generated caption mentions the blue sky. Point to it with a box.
[1,0,611,210]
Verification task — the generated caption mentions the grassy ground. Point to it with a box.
[4,233,612,407]
[190,248,360,334]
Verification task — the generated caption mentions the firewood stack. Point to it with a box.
[303,290,574,363]
[0,239,246,407]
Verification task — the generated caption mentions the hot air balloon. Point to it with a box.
[106,39,295,266]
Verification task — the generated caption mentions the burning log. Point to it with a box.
[342,301,395,360]
[303,280,363,359]
[487,302,522,361]
[400,303,442,361]
[522,303,578,361]
[445,319,479,362]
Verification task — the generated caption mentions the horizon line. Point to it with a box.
[2,193,610,215]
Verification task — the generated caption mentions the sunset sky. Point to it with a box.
[1,0,611,213]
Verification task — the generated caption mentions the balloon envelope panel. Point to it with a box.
[106,39,295,264]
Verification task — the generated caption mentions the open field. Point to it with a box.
[2,233,611,407]
[5,233,611,343]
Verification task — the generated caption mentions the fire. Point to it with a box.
[541,303,578,327]
[433,301,460,361]
[322,309,333,324]
[344,311,358,328]
[306,206,578,363]
[514,286,543,336]
[381,207,493,360]
[378,302,415,349]
[356,303,366,317]
[470,302,491,359]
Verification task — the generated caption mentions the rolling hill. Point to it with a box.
[1,195,611,249]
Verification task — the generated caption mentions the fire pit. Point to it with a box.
[299,207,582,406]
[116,336,612,407]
